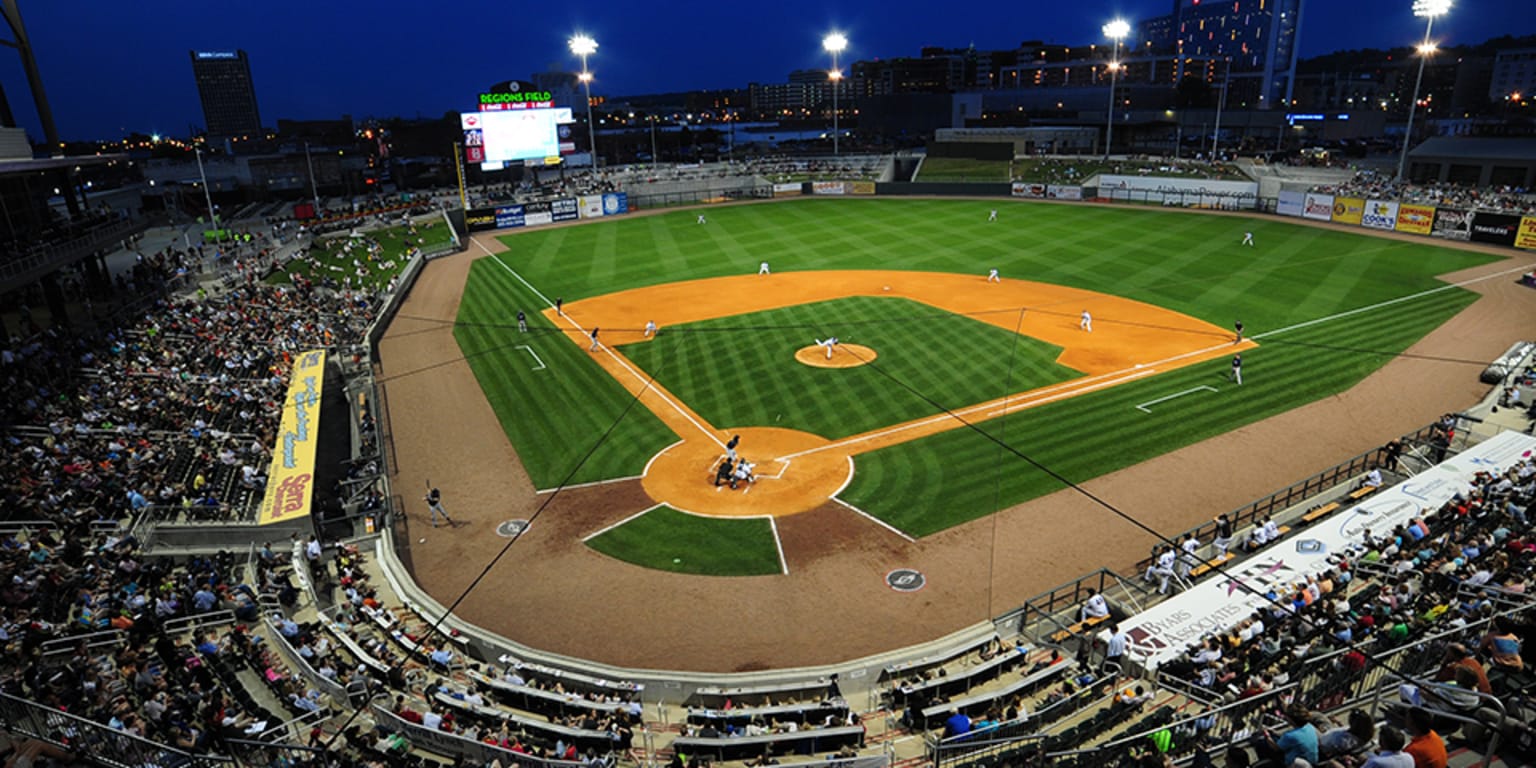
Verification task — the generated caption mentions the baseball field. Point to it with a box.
[445,197,1495,575]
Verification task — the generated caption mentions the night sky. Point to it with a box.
[0,0,1530,142]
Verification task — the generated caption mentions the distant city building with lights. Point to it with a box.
[1138,0,1305,109]
[190,50,263,140]
[1490,47,1536,103]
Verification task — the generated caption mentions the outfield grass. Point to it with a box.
[452,260,675,487]
[584,506,783,576]
[916,157,1013,182]
[618,296,1077,440]
[269,220,454,290]
[463,198,1497,535]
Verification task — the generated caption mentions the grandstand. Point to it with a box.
[2,163,1534,768]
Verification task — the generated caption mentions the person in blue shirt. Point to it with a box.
[1258,704,1319,767]
[943,710,971,738]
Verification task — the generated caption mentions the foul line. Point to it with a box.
[536,475,642,494]
[515,345,546,371]
[832,497,915,543]
[986,369,1155,417]
[1254,260,1536,339]
[769,518,789,575]
[1135,385,1218,414]
[581,504,661,542]
[478,240,724,450]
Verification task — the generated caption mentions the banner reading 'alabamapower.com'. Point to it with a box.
[258,349,327,526]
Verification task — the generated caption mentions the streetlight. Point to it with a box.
[194,146,221,244]
[569,34,599,169]
[1211,57,1231,161]
[823,33,848,156]
[1102,19,1130,160]
[1396,0,1451,182]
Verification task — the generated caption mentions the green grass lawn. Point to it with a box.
[619,296,1077,439]
[268,219,454,290]
[452,260,675,488]
[916,157,1012,182]
[460,198,1496,537]
[584,506,783,576]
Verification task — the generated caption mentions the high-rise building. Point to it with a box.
[1138,0,1304,109]
[1490,48,1536,103]
[190,50,262,139]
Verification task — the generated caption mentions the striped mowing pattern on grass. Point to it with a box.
[584,505,784,577]
[452,259,675,488]
[459,199,1496,535]
[618,296,1076,440]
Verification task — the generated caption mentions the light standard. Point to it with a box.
[823,33,848,156]
[193,146,221,244]
[1102,19,1130,160]
[569,34,599,169]
[303,141,321,216]
[1395,0,1450,182]
[1211,57,1231,161]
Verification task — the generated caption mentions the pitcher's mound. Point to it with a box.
[795,344,877,368]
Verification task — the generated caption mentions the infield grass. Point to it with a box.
[619,296,1077,439]
[461,198,1498,534]
[585,506,783,576]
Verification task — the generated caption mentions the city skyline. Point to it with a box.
[0,0,1531,142]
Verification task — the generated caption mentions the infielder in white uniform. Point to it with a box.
[758,261,771,275]
[1080,310,1093,332]
[643,320,657,338]
[987,268,1000,283]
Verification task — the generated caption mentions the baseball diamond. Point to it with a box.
[378,197,1515,671]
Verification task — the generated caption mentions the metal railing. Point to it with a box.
[0,690,233,768]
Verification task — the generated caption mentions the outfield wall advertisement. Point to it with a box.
[466,193,627,232]
[1098,175,1259,209]
[773,182,803,197]
[1302,193,1334,221]
[1360,200,1398,230]
[1276,191,1306,218]
[258,349,327,526]
[813,181,847,195]
[1431,207,1472,241]
[1395,204,1435,235]
[1048,185,1082,200]
[1470,212,1520,246]
[1330,197,1365,225]
[1118,429,1536,669]
[1012,182,1047,198]
[1518,217,1536,251]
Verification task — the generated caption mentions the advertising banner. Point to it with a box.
[812,181,846,195]
[1517,217,1536,251]
[550,197,579,223]
[1118,429,1536,669]
[1276,191,1306,218]
[523,200,553,227]
[465,207,497,232]
[1469,212,1520,246]
[773,182,803,197]
[1431,207,1472,241]
[601,192,628,216]
[850,181,876,195]
[494,205,525,229]
[1360,200,1399,230]
[1330,196,1365,225]
[577,195,603,219]
[1098,175,1259,209]
[1302,193,1334,221]
[1395,204,1435,235]
[257,349,327,526]
[1012,182,1046,198]
[1047,185,1083,200]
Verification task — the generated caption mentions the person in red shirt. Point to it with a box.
[1403,707,1447,768]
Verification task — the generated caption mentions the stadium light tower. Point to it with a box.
[1396,0,1450,182]
[823,33,848,156]
[569,34,599,169]
[1102,19,1130,160]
